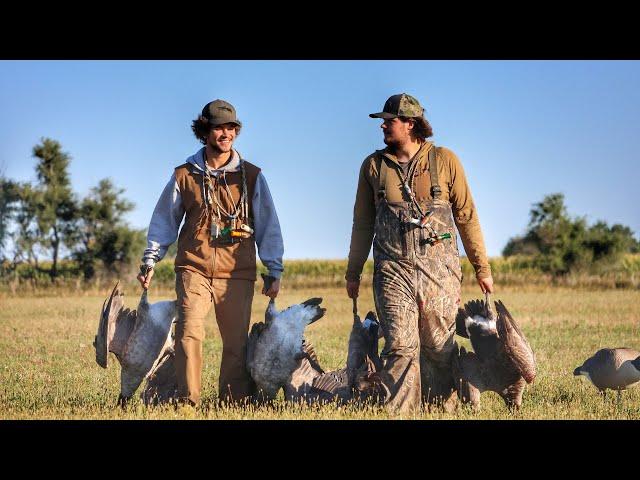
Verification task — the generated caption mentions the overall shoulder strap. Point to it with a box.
[377,155,389,200]
[428,145,441,200]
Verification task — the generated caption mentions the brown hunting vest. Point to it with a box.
[174,159,261,281]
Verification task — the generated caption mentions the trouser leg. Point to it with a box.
[373,262,421,414]
[417,267,461,408]
[212,278,255,404]
[175,269,213,406]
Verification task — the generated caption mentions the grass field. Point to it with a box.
[1,283,639,420]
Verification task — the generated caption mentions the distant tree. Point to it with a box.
[72,178,138,278]
[503,193,639,274]
[584,222,640,261]
[0,176,20,261]
[31,138,78,278]
[8,182,42,268]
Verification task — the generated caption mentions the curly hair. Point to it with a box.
[400,116,433,141]
[191,115,242,145]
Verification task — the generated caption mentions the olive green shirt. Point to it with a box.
[346,141,491,281]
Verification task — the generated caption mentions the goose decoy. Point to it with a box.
[574,348,640,402]
[93,282,177,406]
[246,297,326,401]
[288,304,382,405]
[452,295,536,410]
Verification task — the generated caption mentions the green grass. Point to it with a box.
[2,283,640,419]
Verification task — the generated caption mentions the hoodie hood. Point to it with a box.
[186,147,243,175]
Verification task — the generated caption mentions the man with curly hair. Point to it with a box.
[346,93,493,413]
[137,99,284,406]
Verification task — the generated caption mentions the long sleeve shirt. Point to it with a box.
[141,148,284,279]
[346,141,491,281]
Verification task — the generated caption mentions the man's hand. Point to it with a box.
[262,275,280,299]
[346,280,360,299]
[477,275,494,294]
[137,266,154,290]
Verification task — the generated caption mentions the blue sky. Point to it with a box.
[1,60,638,260]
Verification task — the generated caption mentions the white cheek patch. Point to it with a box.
[465,315,497,337]
[363,318,376,330]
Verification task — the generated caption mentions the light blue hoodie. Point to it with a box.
[141,147,284,279]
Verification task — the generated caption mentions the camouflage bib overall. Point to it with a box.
[372,146,463,412]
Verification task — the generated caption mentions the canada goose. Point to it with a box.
[452,296,536,410]
[574,348,640,401]
[286,307,382,404]
[93,283,176,406]
[246,297,326,401]
[141,346,178,406]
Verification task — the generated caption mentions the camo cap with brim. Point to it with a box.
[369,93,424,119]
[202,99,242,127]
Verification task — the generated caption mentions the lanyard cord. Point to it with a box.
[393,154,427,219]
[203,153,247,222]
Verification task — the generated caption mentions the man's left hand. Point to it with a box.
[477,275,494,294]
[262,277,281,299]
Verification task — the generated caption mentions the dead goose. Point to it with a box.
[574,348,640,401]
[246,297,326,401]
[93,282,176,406]
[286,304,382,404]
[452,296,536,410]
[141,346,178,406]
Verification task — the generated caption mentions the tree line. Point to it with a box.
[0,138,150,280]
[503,193,639,275]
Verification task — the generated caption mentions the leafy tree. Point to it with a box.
[0,176,20,261]
[31,138,78,278]
[10,183,42,267]
[503,193,639,274]
[72,178,138,278]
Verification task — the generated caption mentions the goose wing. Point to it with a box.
[309,368,350,401]
[286,339,325,399]
[246,321,267,375]
[495,300,536,383]
[141,348,177,406]
[95,282,125,368]
[121,290,173,372]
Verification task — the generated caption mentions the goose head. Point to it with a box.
[632,356,640,372]
[347,311,382,376]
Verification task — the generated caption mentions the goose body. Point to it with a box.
[452,298,536,409]
[574,348,640,393]
[247,298,326,400]
[94,283,176,404]
[287,310,382,404]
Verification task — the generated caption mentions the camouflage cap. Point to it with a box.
[201,99,242,127]
[369,93,424,119]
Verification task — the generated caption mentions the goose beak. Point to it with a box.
[573,367,583,376]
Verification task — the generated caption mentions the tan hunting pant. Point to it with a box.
[175,269,254,406]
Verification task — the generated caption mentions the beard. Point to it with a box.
[383,135,400,151]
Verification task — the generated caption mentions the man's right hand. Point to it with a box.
[346,280,360,299]
[137,267,154,290]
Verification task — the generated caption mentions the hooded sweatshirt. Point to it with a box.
[141,147,284,280]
